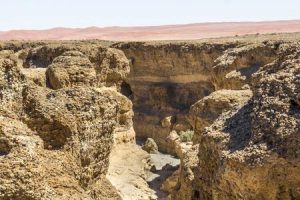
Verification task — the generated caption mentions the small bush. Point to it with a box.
[179,130,194,142]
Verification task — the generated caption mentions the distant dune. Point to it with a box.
[1,20,300,41]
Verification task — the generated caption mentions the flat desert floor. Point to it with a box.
[1,20,300,41]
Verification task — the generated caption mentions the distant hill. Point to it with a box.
[1,20,300,41]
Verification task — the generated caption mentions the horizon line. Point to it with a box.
[1,19,300,32]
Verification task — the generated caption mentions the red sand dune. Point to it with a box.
[1,20,300,41]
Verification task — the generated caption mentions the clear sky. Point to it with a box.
[1,0,299,31]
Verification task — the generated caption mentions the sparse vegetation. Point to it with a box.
[179,130,194,142]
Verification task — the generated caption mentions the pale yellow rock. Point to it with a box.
[161,116,174,128]
[0,44,131,199]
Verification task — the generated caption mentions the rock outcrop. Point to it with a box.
[171,42,300,199]
[0,42,133,199]
[188,89,253,144]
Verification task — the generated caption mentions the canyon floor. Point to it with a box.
[107,142,179,200]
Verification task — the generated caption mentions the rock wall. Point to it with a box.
[171,42,300,199]
[114,38,300,199]
[114,42,223,154]
[0,42,134,199]
[114,41,277,155]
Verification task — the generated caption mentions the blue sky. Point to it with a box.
[1,0,299,31]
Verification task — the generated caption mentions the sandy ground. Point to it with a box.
[146,153,180,199]
[1,20,300,41]
[107,143,179,200]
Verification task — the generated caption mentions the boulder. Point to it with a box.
[142,138,159,154]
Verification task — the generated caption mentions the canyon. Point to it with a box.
[0,32,300,200]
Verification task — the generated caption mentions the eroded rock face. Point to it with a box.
[23,86,120,185]
[0,57,24,115]
[252,44,300,160]
[94,47,131,88]
[46,51,97,89]
[23,43,130,89]
[0,43,132,200]
[189,89,253,144]
[114,42,226,154]
[172,42,300,200]
[211,43,276,90]
[114,41,279,156]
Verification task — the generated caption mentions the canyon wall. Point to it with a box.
[0,42,134,199]
[172,42,300,200]
[115,37,300,199]
[114,42,224,154]
[114,40,276,155]
[1,34,300,200]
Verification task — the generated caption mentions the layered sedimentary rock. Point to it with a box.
[114,42,225,154]
[0,42,134,199]
[114,40,278,156]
